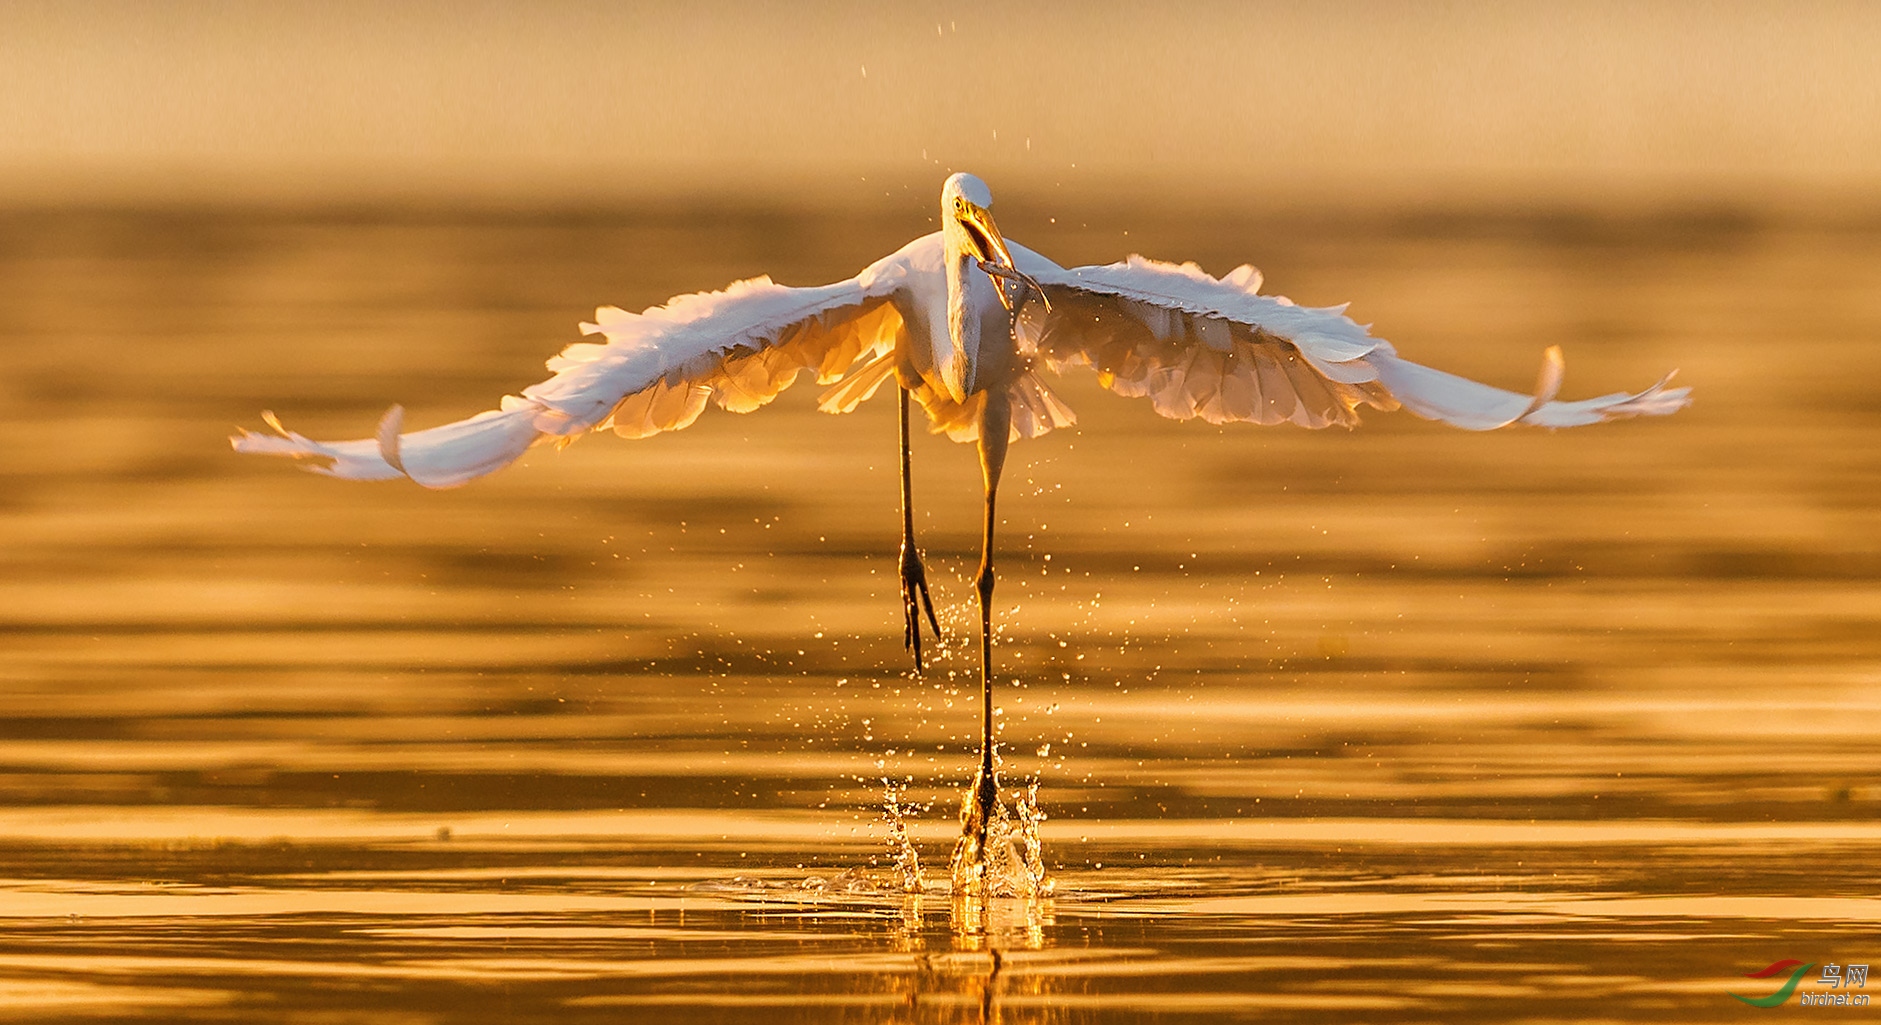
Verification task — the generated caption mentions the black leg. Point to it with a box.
[953,393,1011,879]
[898,386,941,671]
[970,471,1001,825]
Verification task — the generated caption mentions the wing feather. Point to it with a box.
[234,246,922,487]
[1213,348,1256,424]
[1007,244,1688,433]
[1248,344,1299,425]
[897,363,1076,444]
[815,348,900,415]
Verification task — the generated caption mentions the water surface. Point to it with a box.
[0,202,1878,1021]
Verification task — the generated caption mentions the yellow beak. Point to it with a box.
[959,200,1017,275]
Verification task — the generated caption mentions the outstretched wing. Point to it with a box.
[233,250,918,488]
[1007,248,1690,431]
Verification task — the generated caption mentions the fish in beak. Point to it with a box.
[956,198,1048,315]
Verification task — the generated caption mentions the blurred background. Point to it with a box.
[3,0,1879,210]
[3,0,1880,825]
[2,0,1879,837]
[1,4,1879,1018]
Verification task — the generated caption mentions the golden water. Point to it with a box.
[0,202,1878,1021]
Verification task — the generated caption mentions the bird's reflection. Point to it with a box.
[892,894,1057,1025]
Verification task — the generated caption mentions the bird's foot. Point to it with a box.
[900,544,941,671]
[948,762,1000,895]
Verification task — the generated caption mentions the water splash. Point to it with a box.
[882,779,924,893]
[1016,779,1049,893]
[949,776,1053,899]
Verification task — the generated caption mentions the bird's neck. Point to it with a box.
[945,248,973,327]
[945,252,1013,397]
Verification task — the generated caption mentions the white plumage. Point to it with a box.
[233,232,1686,486]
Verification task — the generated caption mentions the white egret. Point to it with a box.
[234,172,1689,875]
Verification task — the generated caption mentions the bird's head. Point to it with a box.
[942,172,1014,273]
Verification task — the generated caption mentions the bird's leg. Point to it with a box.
[952,394,1012,889]
[898,385,940,671]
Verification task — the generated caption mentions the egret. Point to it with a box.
[234,173,1689,879]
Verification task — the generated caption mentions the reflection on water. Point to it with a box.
[0,202,1878,1021]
